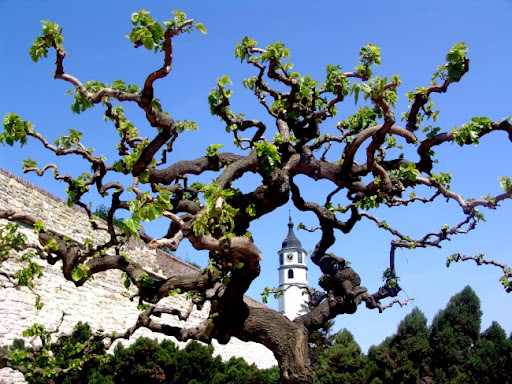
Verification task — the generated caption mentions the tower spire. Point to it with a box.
[282,212,301,250]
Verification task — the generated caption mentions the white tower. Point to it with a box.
[277,214,308,320]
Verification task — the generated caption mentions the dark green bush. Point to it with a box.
[14,322,280,384]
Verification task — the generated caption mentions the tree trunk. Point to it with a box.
[232,307,314,384]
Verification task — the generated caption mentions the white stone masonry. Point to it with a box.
[0,169,276,383]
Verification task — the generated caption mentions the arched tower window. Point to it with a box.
[288,269,294,279]
[298,252,303,263]
[280,254,284,265]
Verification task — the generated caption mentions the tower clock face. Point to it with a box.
[286,253,293,261]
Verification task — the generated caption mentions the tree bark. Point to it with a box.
[232,307,314,384]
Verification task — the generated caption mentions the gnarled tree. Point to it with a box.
[1,10,511,384]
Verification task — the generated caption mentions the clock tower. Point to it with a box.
[277,214,308,320]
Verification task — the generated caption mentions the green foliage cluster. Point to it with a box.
[29,20,65,62]
[365,308,432,384]
[381,268,399,288]
[353,74,400,109]
[113,141,152,174]
[66,81,105,114]
[453,116,492,146]
[192,183,239,238]
[355,43,381,79]
[312,286,512,384]
[106,106,138,138]
[340,106,377,134]
[206,144,224,157]
[391,163,420,183]
[429,171,452,188]
[126,10,206,52]
[175,119,198,134]
[0,222,27,264]
[0,222,43,308]
[9,323,280,384]
[433,42,469,83]
[260,286,284,304]
[9,323,106,382]
[65,172,91,206]
[253,142,281,176]
[71,263,90,282]
[54,128,84,149]
[208,75,233,116]
[323,64,349,96]
[0,113,34,146]
[354,194,385,210]
[122,189,174,239]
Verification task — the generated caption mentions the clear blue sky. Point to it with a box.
[1,0,511,353]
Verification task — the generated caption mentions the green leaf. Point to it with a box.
[173,10,186,26]
[123,217,139,238]
[206,144,224,157]
[22,157,37,169]
[169,287,182,296]
[234,262,244,269]
[43,238,59,251]
[71,268,81,282]
[71,264,89,282]
[382,268,399,288]
[217,75,232,88]
[245,203,257,217]
[139,169,150,184]
[122,272,131,289]
[195,22,207,34]
[446,254,456,268]
[474,209,486,222]
[176,119,198,133]
[136,272,154,288]
[33,220,47,234]
[498,176,511,192]
[157,193,173,210]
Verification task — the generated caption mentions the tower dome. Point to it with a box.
[282,215,303,250]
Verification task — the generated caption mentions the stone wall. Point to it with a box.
[0,169,276,383]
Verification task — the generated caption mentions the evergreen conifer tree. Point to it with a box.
[314,329,367,384]
[429,286,482,382]
[365,308,431,383]
[466,321,512,383]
